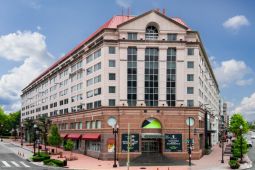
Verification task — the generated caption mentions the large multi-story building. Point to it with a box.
[21,10,220,161]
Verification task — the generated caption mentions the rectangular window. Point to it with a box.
[187,61,194,68]
[145,48,159,106]
[87,78,93,86]
[188,48,194,55]
[94,88,101,96]
[86,90,93,98]
[86,54,93,63]
[92,121,96,129]
[109,99,116,106]
[187,74,194,81]
[94,62,101,71]
[94,100,101,108]
[86,66,93,75]
[127,32,137,40]
[127,47,137,106]
[187,87,194,94]
[94,75,101,83]
[109,73,116,80]
[96,120,101,129]
[109,47,116,54]
[94,49,101,59]
[86,121,91,129]
[187,100,194,107]
[109,60,116,67]
[87,103,93,109]
[109,86,116,93]
[167,33,177,41]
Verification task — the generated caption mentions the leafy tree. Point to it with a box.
[48,125,62,153]
[229,113,249,136]
[37,116,51,150]
[232,136,248,158]
[23,118,35,143]
[64,139,74,159]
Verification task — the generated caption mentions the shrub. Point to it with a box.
[230,156,238,161]
[31,152,50,162]
[43,159,65,167]
[229,160,240,169]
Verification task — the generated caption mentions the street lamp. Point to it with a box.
[21,124,24,147]
[221,121,225,163]
[33,124,38,156]
[113,124,119,168]
[186,117,195,166]
[0,124,3,142]
[240,125,243,163]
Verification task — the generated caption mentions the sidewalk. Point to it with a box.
[7,139,252,170]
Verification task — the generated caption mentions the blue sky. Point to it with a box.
[0,0,254,119]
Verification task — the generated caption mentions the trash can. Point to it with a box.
[63,159,67,166]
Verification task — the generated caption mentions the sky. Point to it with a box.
[0,0,254,120]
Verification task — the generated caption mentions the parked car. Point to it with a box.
[247,140,253,147]
[251,135,255,139]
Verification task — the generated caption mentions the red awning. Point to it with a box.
[66,134,81,140]
[60,133,68,138]
[82,133,101,140]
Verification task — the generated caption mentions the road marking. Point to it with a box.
[11,161,21,167]
[2,161,11,167]
[20,161,30,167]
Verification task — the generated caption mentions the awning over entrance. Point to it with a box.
[142,133,163,139]
[82,133,101,140]
[60,133,68,138]
[66,134,81,140]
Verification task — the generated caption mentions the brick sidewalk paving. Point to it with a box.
[10,139,252,170]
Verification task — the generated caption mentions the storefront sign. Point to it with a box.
[165,134,182,152]
[121,134,139,152]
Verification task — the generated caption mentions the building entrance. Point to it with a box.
[142,139,161,153]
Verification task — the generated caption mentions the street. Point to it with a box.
[0,141,62,170]
[247,131,255,170]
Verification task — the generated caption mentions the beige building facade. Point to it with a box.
[21,10,220,161]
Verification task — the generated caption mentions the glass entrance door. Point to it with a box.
[142,139,161,153]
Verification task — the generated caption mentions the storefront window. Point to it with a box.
[88,141,100,151]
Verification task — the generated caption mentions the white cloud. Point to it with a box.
[214,59,253,87]
[223,15,250,31]
[0,31,53,112]
[234,92,255,115]
[116,0,131,9]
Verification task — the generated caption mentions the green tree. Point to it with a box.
[37,116,51,150]
[229,113,249,136]
[232,136,248,158]
[23,118,35,143]
[48,125,62,153]
[64,139,74,159]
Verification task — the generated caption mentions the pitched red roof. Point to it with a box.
[23,12,189,91]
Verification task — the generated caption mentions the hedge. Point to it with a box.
[43,159,65,167]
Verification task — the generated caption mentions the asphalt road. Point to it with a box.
[0,141,62,170]
[246,131,255,170]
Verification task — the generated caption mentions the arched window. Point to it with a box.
[142,118,161,129]
[145,25,158,40]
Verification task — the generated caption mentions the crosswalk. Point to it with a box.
[0,161,30,168]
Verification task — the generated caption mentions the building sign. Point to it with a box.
[121,134,139,152]
[142,133,163,139]
[165,134,182,152]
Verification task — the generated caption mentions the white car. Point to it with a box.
[251,136,255,139]
[247,140,253,147]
